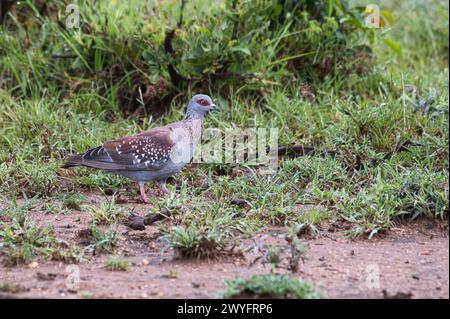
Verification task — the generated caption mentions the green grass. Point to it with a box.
[87,197,127,225]
[82,225,119,255]
[0,282,28,294]
[222,274,321,299]
[0,0,448,269]
[57,193,86,211]
[40,193,86,215]
[0,216,56,264]
[104,256,129,271]
[163,199,253,259]
[0,201,80,264]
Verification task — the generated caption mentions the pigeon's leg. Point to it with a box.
[157,178,170,195]
[138,182,151,204]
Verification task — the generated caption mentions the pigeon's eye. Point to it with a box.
[197,99,209,106]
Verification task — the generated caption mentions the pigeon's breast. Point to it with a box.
[169,121,202,166]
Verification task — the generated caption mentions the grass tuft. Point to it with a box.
[104,257,129,271]
[0,213,78,265]
[222,274,321,299]
[87,197,126,225]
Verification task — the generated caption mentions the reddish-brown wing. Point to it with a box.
[100,128,175,170]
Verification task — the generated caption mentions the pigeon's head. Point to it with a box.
[186,94,218,117]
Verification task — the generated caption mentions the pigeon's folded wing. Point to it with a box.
[64,128,176,171]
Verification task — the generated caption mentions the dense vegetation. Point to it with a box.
[0,0,448,269]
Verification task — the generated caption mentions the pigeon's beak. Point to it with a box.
[210,104,220,112]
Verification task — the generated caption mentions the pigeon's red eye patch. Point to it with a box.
[197,99,209,106]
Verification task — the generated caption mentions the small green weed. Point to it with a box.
[104,257,129,271]
[222,274,321,299]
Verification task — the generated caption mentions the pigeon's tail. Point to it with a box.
[62,147,128,171]
[62,154,84,168]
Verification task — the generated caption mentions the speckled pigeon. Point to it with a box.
[63,94,218,203]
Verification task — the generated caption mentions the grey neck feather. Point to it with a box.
[184,108,205,121]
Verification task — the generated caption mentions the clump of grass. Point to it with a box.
[292,208,331,238]
[79,290,94,299]
[77,225,118,255]
[41,201,70,215]
[222,274,321,299]
[164,203,251,259]
[396,169,449,220]
[0,205,56,264]
[334,187,399,239]
[280,156,347,190]
[104,257,129,271]
[0,197,82,264]
[87,198,126,225]
[57,193,86,211]
[333,166,449,238]
[0,196,37,220]
[41,193,86,215]
[167,225,232,259]
[0,161,61,197]
[0,282,28,294]
[250,229,307,273]
[89,226,118,254]
[0,215,59,265]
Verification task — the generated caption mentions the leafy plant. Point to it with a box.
[0,215,70,264]
[105,256,129,271]
[164,204,250,259]
[89,226,118,255]
[0,0,380,116]
[87,197,126,225]
[223,274,321,299]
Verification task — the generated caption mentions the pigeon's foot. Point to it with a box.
[140,194,151,204]
[138,182,151,204]
[157,178,170,195]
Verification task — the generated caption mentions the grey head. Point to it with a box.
[185,94,218,119]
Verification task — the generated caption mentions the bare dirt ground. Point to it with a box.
[0,193,448,299]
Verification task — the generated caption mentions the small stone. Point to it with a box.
[150,291,164,297]
[421,250,430,256]
[141,259,149,266]
[28,261,39,269]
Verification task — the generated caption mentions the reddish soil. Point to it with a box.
[0,194,448,299]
